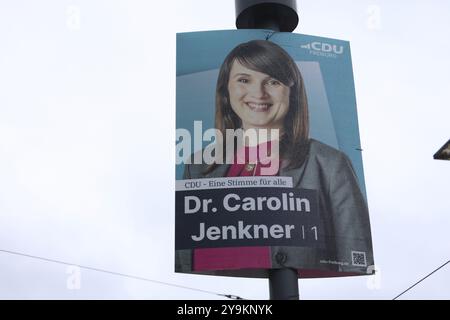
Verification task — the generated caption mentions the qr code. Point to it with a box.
[351,251,367,267]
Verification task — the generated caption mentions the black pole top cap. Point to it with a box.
[235,0,299,32]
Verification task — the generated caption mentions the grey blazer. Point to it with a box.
[176,139,374,278]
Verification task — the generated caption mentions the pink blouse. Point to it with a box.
[193,142,279,272]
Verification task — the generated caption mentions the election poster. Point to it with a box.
[175,30,374,278]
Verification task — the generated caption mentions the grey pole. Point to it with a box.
[235,0,300,300]
[269,268,299,300]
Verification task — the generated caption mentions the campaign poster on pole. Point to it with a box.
[175,30,374,278]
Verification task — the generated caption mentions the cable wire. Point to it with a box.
[0,248,246,300]
[393,259,450,300]
[265,31,278,41]
[5,248,449,300]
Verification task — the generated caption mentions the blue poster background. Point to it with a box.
[176,30,366,199]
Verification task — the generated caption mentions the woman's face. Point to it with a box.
[227,60,290,130]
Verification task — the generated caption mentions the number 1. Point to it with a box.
[311,226,318,240]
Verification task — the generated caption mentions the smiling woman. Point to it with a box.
[213,40,309,171]
[227,61,290,130]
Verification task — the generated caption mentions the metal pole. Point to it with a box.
[235,0,299,32]
[269,268,299,300]
[235,0,300,300]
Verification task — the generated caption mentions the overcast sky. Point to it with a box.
[0,0,449,299]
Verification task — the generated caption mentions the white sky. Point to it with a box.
[0,0,449,299]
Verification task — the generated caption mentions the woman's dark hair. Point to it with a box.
[213,40,310,171]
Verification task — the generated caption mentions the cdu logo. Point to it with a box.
[301,42,344,57]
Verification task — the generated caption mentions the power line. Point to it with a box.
[393,259,450,300]
[0,248,246,300]
[4,248,449,300]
